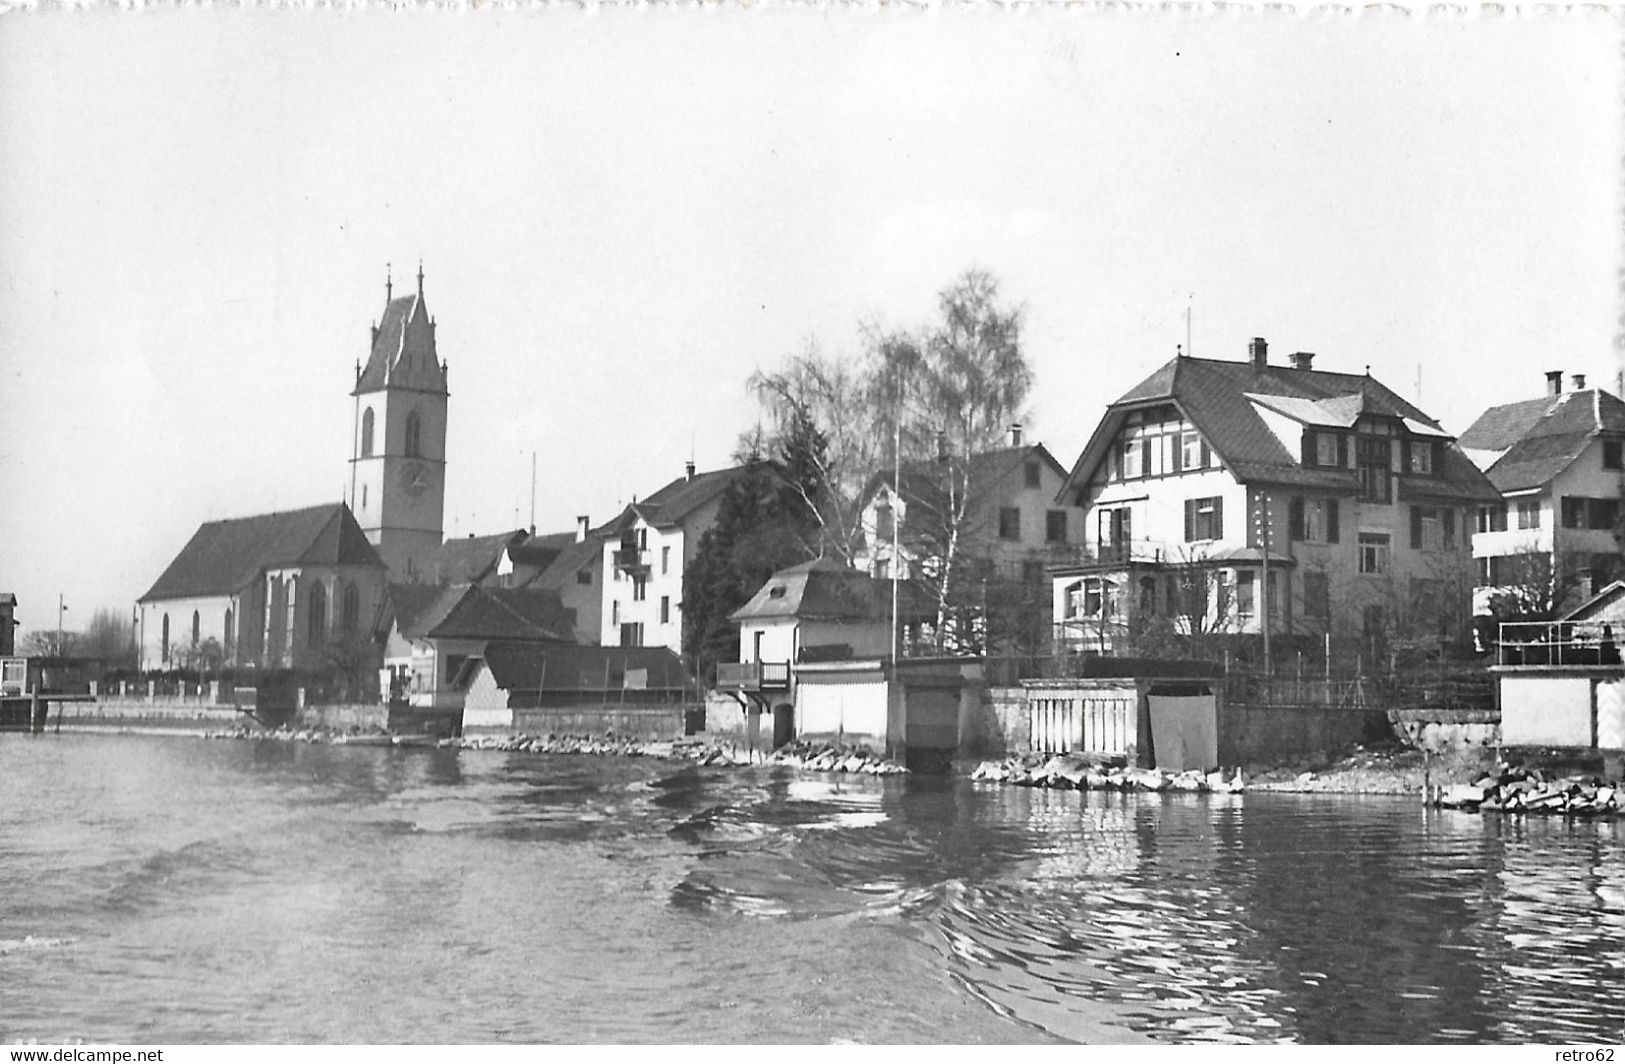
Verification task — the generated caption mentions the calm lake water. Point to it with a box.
[2,733,1622,1044]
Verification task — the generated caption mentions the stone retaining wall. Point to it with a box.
[46,698,244,730]
[1218,702,1391,768]
[1389,707,1501,753]
[970,687,1025,757]
[511,703,690,742]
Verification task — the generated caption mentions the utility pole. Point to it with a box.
[1257,494,1271,674]
[56,594,66,658]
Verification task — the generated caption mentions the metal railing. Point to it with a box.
[1496,620,1624,667]
[714,661,792,690]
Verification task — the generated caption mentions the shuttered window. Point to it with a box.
[1185,497,1223,542]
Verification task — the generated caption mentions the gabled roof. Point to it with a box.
[864,443,1068,517]
[1562,580,1625,622]
[141,503,383,602]
[524,535,603,591]
[354,278,447,395]
[478,642,687,693]
[388,582,572,643]
[729,558,931,624]
[605,463,766,534]
[1458,389,1625,493]
[428,530,529,585]
[1060,354,1498,503]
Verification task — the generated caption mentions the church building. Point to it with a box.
[137,265,452,673]
[350,264,450,581]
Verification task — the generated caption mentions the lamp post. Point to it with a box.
[57,594,67,658]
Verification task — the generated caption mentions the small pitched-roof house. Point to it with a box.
[137,503,386,670]
[1458,371,1625,617]
[380,582,573,709]
[601,461,765,652]
[1052,339,1497,654]
[718,558,931,707]
[461,642,688,731]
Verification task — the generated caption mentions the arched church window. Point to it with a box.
[309,581,327,646]
[361,408,375,458]
[191,610,200,645]
[341,583,360,634]
[224,608,234,650]
[161,614,170,663]
[405,411,422,457]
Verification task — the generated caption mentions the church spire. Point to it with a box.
[416,258,424,298]
[385,262,393,304]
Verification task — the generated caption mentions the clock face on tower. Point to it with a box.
[398,460,431,499]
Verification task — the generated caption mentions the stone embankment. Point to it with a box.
[971,752,1245,793]
[1430,763,1623,817]
[201,725,908,775]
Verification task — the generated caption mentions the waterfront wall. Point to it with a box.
[971,685,1399,770]
[510,703,690,741]
[46,698,245,730]
[1218,702,1392,768]
[1389,707,1500,753]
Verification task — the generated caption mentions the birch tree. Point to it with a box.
[751,269,1032,654]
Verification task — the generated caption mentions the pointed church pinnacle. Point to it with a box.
[417,258,424,297]
[385,262,393,303]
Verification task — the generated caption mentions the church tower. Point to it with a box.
[349,263,449,582]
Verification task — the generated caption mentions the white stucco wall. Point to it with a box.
[1500,675,1593,746]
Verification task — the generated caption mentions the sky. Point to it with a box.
[0,5,1619,640]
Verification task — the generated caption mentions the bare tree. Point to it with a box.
[19,629,77,658]
[750,270,1033,656]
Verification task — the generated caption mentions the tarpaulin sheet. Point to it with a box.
[1148,695,1218,772]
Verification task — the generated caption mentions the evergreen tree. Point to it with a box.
[682,454,823,683]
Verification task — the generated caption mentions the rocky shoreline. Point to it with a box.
[201,725,909,775]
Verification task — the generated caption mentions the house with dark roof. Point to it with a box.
[1459,370,1625,617]
[424,529,529,587]
[854,427,1087,586]
[378,582,573,710]
[600,461,763,652]
[137,503,387,671]
[460,642,688,731]
[1051,339,1498,654]
[716,558,932,710]
[512,517,606,644]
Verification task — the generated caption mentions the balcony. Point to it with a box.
[612,547,649,575]
[1496,620,1623,668]
[715,661,791,692]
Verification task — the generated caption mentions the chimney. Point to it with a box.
[1289,351,1315,371]
[685,460,696,481]
[1009,423,1023,447]
[1249,337,1268,369]
[1573,373,1587,390]
[1546,370,1564,397]
[575,515,590,543]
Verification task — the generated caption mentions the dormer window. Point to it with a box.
[1408,441,1434,475]
[1315,433,1339,467]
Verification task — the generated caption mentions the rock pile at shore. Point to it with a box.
[1430,764,1622,816]
[765,740,908,775]
[972,752,1244,793]
[199,725,908,776]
